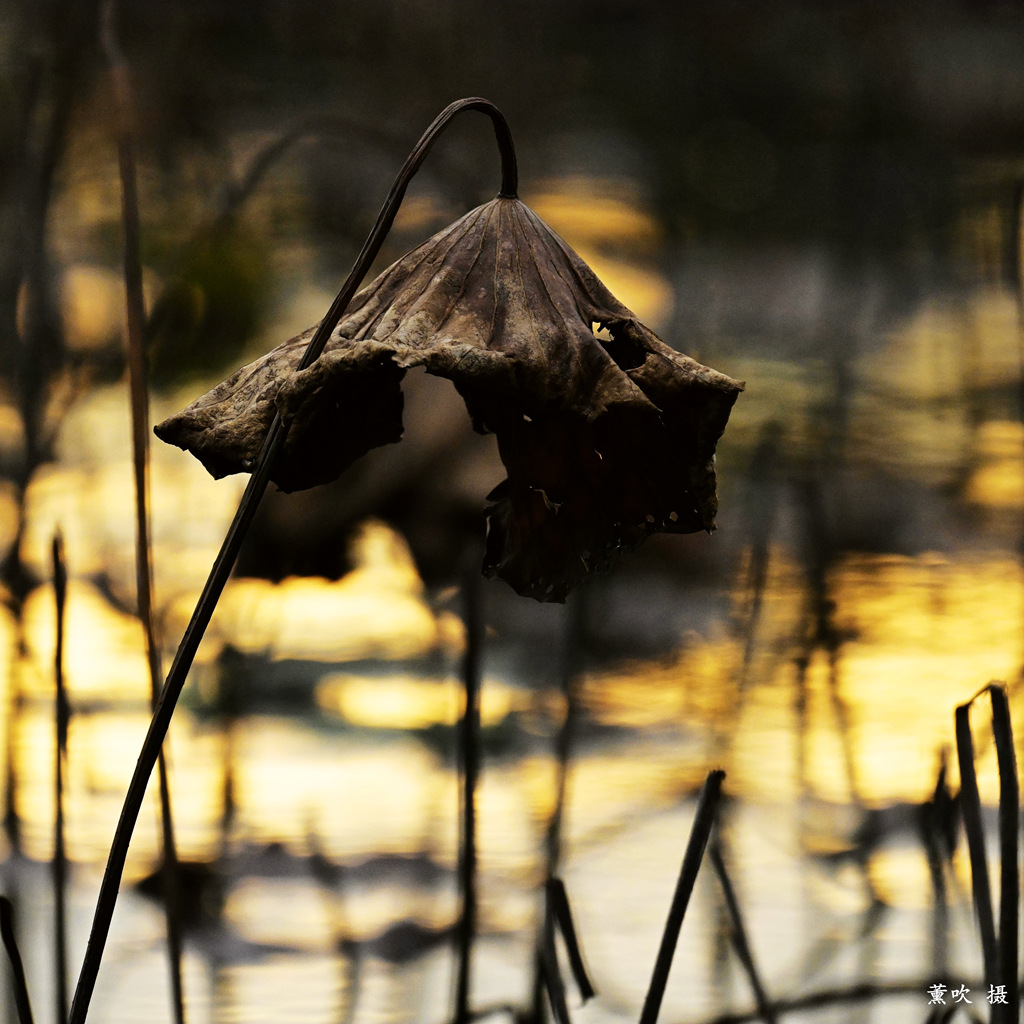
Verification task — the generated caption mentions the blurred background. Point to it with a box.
[3,0,1024,1021]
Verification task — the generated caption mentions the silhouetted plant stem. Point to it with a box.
[708,840,776,1024]
[988,686,1019,1024]
[922,750,954,979]
[790,476,862,807]
[51,532,69,1024]
[955,697,998,987]
[455,562,483,1024]
[954,682,1022,1024]
[524,879,595,1024]
[98,4,185,1019]
[545,878,594,1001]
[69,96,518,1024]
[530,591,587,1023]
[0,897,34,1024]
[546,593,587,872]
[640,769,726,1024]
[1,640,23,858]
[538,890,570,1024]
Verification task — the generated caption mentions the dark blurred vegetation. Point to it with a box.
[4,0,1024,596]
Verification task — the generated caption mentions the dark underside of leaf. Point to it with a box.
[481,407,711,602]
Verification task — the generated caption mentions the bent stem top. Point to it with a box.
[298,97,517,374]
[69,96,518,1024]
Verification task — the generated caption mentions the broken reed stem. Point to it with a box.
[546,878,594,1001]
[640,769,726,1024]
[69,97,519,1024]
[531,880,596,1024]
[954,699,999,987]
[454,564,483,1024]
[539,892,571,1024]
[99,4,185,1020]
[708,840,776,1024]
[988,686,1019,1024]
[51,532,69,1024]
[0,897,34,1024]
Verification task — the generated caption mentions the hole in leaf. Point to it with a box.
[595,320,647,371]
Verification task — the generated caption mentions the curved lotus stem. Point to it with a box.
[69,97,518,1024]
[297,96,517,373]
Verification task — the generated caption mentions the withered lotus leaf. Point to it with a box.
[156,197,743,601]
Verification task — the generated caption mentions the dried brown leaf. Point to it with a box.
[156,197,743,600]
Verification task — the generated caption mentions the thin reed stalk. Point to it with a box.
[954,682,1020,1024]
[708,840,776,1024]
[0,896,34,1024]
[640,769,726,1024]
[454,563,483,1024]
[922,751,954,979]
[546,878,594,1001]
[69,97,518,1024]
[545,594,587,874]
[530,590,587,1022]
[51,532,69,1024]
[526,879,595,1024]
[538,895,571,1024]
[955,698,999,986]
[99,4,185,1019]
[988,685,1019,1024]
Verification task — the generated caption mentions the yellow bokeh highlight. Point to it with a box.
[21,385,248,597]
[316,673,527,730]
[60,264,123,352]
[21,579,149,700]
[965,419,1024,508]
[226,879,338,950]
[870,286,1023,402]
[526,179,674,328]
[209,521,462,663]
[529,182,661,247]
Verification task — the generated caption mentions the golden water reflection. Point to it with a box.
[213,956,342,1024]
[21,580,150,700]
[226,879,338,951]
[582,549,1023,805]
[9,540,1022,887]
[20,385,248,601]
[316,674,528,730]
[5,544,1016,1023]
[967,420,1024,508]
[6,368,1024,1021]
